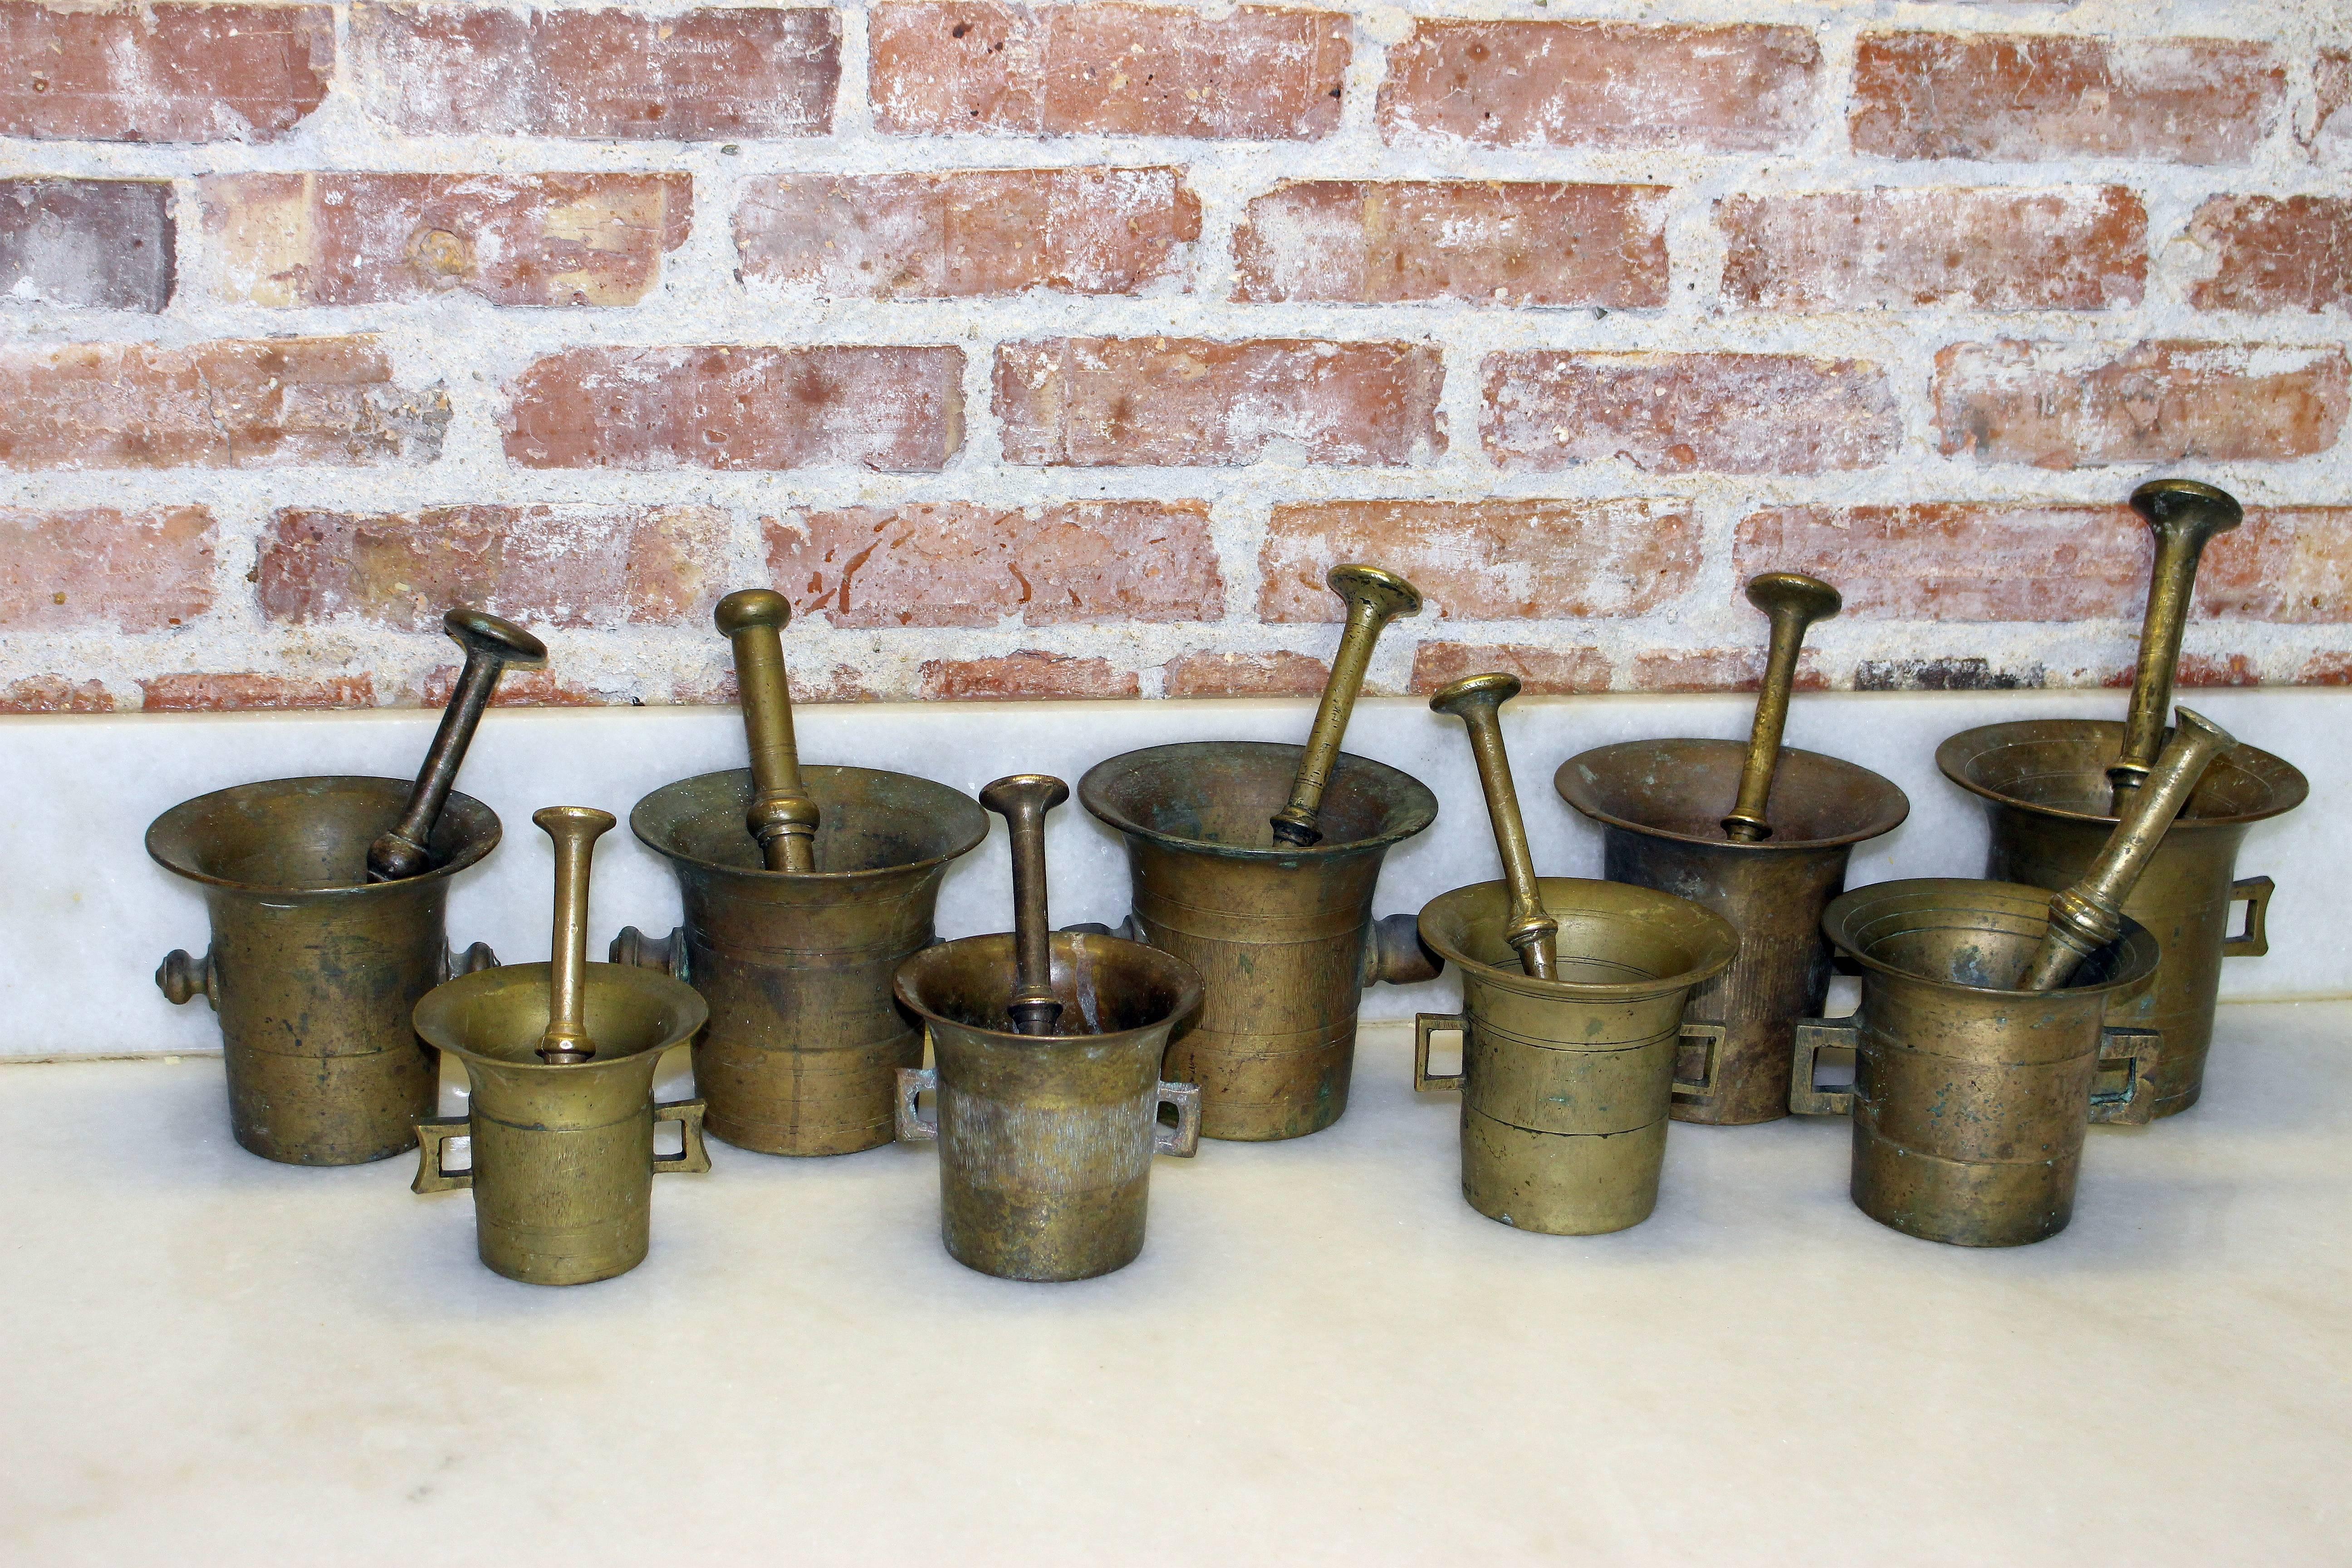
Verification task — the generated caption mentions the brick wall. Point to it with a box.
[0,0,2345,711]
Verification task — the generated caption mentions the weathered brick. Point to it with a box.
[1377,20,1818,152]
[351,4,838,138]
[1258,499,1698,621]
[996,338,1444,467]
[1483,352,1899,475]
[1851,33,2282,164]
[2105,653,2259,689]
[0,675,113,713]
[767,500,1220,627]
[1720,187,2146,311]
[1161,650,1329,698]
[0,339,450,470]
[2185,196,2352,314]
[1854,657,2045,692]
[0,506,213,632]
[1934,341,2349,467]
[141,672,375,711]
[203,173,691,308]
[412,666,617,707]
[0,2,330,142]
[1408,642,1612,696]
[2196,509,2352,622]
[0,180,172,310]
[2297,651,2352,684]
[1633,648,1827,693]
[1232,181,1669,308]
[918,652,1137,699]
[2316,50,2351,162]
[504,346,963,471]
[1736,505,2145,621]
[736,168,1197,299]
[258,505,723,633]
[870,1,1347,140]
[676,664,884,705]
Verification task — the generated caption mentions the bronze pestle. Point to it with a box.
[2109,480,2241,813]
[534,805,614,1063]
[1722,573,1840,843]
[1429,673,1558,979]
[978,775,1069,1035]
[715,589,820,873]
[1270,565,1423,848]
[368,608,545,882]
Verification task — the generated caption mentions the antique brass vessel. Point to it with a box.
[149,607,539,1165]
[1417,672,1738,1234]
[895,774,1205,1283]
[1937,480,2305,1117]
[414,806,710,1287]
[1557,574,1906,1126]
[617,589,988,1156]
[1076,565,1438,1142]
[1791,712,2233,1246]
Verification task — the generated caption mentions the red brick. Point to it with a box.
[2185,196,2352,314]
[676,664,885,705]
[351,4,838,138]
[1851,33,2281,164]
[1483,352,1899,475]
[1161,650,1329,698]
[1632,648,1828,694]
[2104,653,2259,689]
[1377,20,1817,152]
[503,345,963,471]
[141,673,375,711]
[1737,505,2142,621]
[412,666,617,708]
[2297,651,2352,684]
[736,168,1197,299]
[1258,499,1698,621]
[1934,341,2349,467]
[0,2,329,142]
[996,338,1444,467]
[2197,509,2352,622]
[1408,642,1612,696]
[203,173,691,308]
[0,675,113,713]
[1232,181,1668,308]
[0,180,172,310]
[0,506,213,632]
[917,652,1137,700]
[767,500,1220,628]
[1720,187,2146,311]
[869,1,1347,140]
[2315,50,2351,159]
[0,339,449,470]
[258,505,724,633]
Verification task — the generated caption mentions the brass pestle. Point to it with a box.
[1721,573,1841,843]
[535,805,615,1063]
[979,775,1070,1036]
[2110,480,2241,813]
[2021,707,2236,992]
[368,608,546,882]
[1429,674,1558,979]
[715,589,820,872]
[1270,565,1424,848]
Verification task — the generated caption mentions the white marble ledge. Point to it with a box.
[2,1003,2345,1565]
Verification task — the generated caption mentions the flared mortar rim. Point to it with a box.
[1417,876,1740,1002]
[629,764,989,882]
[1555,739,1910,852]
[1934,718,2307,829]
[413,960,708,1069]
[145,774,501,895]
[894,930,1205,1046]
[1821,876,2161,1000]
[1078,740,1439,862]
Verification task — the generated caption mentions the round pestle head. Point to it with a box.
[714,587,792,640]
[2130,478,2243,542]
[1429,670,1521,718]
[979,774,1070,820]
[445,606,549,668]
[1327,563,1424,625]
[1744,570,1842,627]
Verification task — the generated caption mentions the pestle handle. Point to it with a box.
[715,589,819,873]
[1430,673,1558,980]
[1722,572,1840,843]
[1271,564,1424,848]
[535,805,616,1062]
[979,775,1070,1036]
[2021,707,2235,992]
[368,608,547,882]
[2111,480,2242,813]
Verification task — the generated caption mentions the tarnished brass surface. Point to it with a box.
[1271,564,1422,848]
[895,771,1205,1283]
[368,608,544,882]
[620,766,987,1155]
[2021,708,2233,991]
[1791,879,2161,1247]
[1430,673,1558,978]
[1414,878,1737,1235]
[1079,740,1439,1141]
[714,588,819,874]
[150,776,502,1165]
[413,804,710,1286]
[2112,480,2242,810]
[1558,741,1907,1126]
[1722,572,1841,843]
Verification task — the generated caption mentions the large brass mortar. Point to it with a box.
[1558,741,1907,1125]
[620,766,988,1156]
[1938,720,2303,1117]
[149,776,501,1165]
[1414,878,1738,1235]
[1077,740,1439,1142]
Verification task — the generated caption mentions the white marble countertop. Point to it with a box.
[5,1005,2346,1565]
